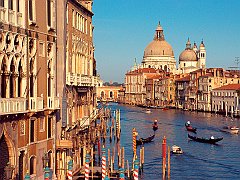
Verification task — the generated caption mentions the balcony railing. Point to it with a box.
[66,72,97,87]
[0,7,6,22]
[8,9,15,24]
[47,96,60,109]
[17,12,22,26]
[0,98,27,115]
[29,97,44,111]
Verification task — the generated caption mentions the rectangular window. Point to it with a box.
[48,117,52,138]
[29,0,33,21]
[17,0,20,12]
[39,116,45,132]
[0,0,4,7]
[8,0,13,10]
[30,118,36,143]
[47,0,51,26]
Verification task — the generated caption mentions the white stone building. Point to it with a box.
[211,84,240,116]
[141,22,177,73]
[178,38,206,74]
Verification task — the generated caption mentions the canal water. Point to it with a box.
[106,103,240,180]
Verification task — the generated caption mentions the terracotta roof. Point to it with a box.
[213,84,240,90]
[126,68,157,75]
[199,73,214,78]
[146,74,162,79]
[175,75,190,82]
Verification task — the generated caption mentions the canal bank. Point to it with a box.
[107,103,240,179]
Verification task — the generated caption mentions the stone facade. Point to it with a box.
[0,0,59,179]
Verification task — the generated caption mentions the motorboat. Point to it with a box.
[145,109,152,114]
[171,145,183,154]
[188,134,223,144]
[221,126,239,134]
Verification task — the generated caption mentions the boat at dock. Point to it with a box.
[188,134,223,144]
[136,135,155,145]
[221,126,239,134]
[171,145,183,154]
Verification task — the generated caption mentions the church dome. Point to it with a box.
[179,38,197,61]
[144,40,174,57]
[144,22,174,57]
[179,49,197,61]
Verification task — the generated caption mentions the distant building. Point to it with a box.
[97,86,123,102]
[212,84,240,116]
[178,38,206,74]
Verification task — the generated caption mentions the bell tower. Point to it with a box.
[198,40,206,68]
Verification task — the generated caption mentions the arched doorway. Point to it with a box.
[0,135,10,180]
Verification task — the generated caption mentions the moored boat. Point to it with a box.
[221,126,239,134]
[188,134,223,144]
[171,145,183,154]
[136,135,155,145]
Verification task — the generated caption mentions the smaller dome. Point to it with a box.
[179,49,197,61]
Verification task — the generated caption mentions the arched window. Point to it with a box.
[164,65,167,72]
[30,156,36,175]
[18,60,23,97]
[29,59,34,97]
[48,151,52,168]
[47,61,51,97]
[1,59,7,98]
[101,91,104,99]
[109,91,113,98]
[9,60,15,98]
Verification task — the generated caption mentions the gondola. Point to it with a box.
[188,134,223,144]
[152,124,158,131]
[136,135,155,145]
[152,120,158,131]
[185,125,197,133]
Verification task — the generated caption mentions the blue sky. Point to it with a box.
[93,0,240,83]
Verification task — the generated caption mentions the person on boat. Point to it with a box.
[154,119,158,125]
[186,121,191,127]
[210,136,214,139]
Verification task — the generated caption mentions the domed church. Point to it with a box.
[142,22,177,73]
[178,38,206,73]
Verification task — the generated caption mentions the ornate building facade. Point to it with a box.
[56,0,97,179]
[0,0,59,179]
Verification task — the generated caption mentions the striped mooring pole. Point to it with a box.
[85,152,91,180]
[132,128,138,157]
[133,158,139,180]
[102,146,107,180]
[119,167,125,180]
[67,159,73,180]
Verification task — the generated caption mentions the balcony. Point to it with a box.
[17,12,22,26]
[66,72,97,87]
[29,97,44,112]
[8,9,15,24]
[56,139,73,149]
[47,96,60,109]
[0,7,6,22]
[0,98,27,115]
